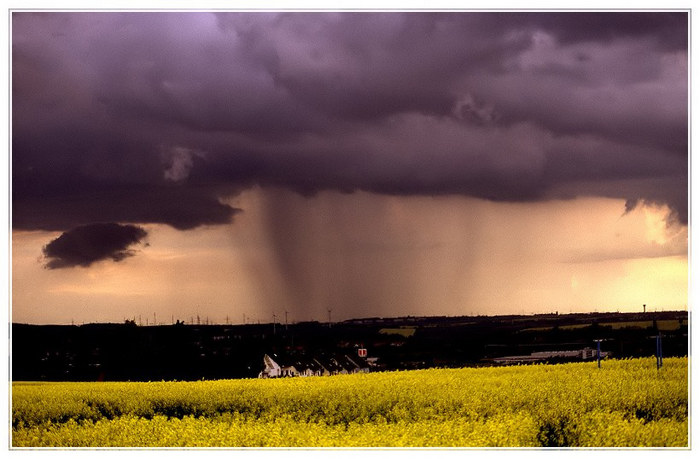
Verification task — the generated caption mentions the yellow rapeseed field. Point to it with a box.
[11,357,688,448]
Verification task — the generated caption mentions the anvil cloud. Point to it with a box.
[12,12,688,233]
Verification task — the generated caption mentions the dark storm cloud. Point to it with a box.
[14,185,241,231]
[12,11,689,231]
[42,223,148,269]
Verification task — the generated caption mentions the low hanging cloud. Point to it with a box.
[11,12,688,231]
[42,223,149,269]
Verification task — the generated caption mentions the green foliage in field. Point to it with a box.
[378,327,416,337]
[12,357,688,448]
[599,319,685,331]
[559,323,592,330]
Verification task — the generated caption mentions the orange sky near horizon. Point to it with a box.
[10,189,688,325]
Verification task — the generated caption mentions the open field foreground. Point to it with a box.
[12,357,687,448]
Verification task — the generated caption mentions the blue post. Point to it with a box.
[655,335,659,369]
[596,340,601,368]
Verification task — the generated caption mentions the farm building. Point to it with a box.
[490,347,610,365]
[258,352,370,378]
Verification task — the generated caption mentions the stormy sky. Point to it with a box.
[11,11,689,324]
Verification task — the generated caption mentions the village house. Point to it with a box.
[258,351,370,378]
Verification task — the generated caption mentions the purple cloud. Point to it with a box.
[42,223,148,269]
[12,11,688,231]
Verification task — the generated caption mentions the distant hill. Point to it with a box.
[11,310,688,381]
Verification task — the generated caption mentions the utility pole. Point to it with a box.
[327,309,332,328]
[272,313,277,335]
[593,339,604,368]
[285,311,289,331]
